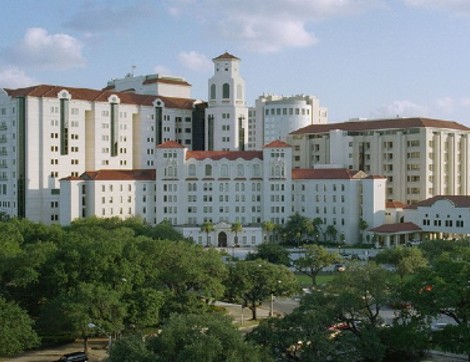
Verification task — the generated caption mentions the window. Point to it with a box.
[222,83,230,98]
[205,164,212,177]
[188,164,196,177]
[237,164,244,177]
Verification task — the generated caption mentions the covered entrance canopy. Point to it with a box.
[369,222,422,248]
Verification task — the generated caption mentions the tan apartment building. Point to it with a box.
[287,117,470,204]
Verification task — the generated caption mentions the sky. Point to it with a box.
[1,0,470,125]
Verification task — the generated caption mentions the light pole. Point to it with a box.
[88,322,112,350]
[269,280,282,317]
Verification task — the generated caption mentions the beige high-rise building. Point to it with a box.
[288,117,470,205]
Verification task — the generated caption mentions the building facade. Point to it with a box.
[0,85,196,223]
[205,52,248,151]
[60,140,386,246]
[248,94,328,150]
[370,195,470,247]
[288,117,470,205]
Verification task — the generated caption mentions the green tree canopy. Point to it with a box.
[0,297,39,357]
[293,244,340,286]
[375,246,428,280]
[144,313,273,362]
[250,262,428,361]
[225,259,299,320]
[246,243,291,266]
[402,247,470,359]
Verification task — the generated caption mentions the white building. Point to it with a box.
[205,52,248,151]
[370,195,470,247]
[59,139,386,246]
[0,85,197,223]
[248,94,328,150]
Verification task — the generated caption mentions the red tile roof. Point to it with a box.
[407,195,470,209]
[369,222,421,233]
[186,150,263,161]
[386,200,407,209]
[290,117,470,135]
[142,76,191,86]
[4,85,195,109]
[156,141,184,149]
[292,168,364,180]
[78,169,156,181]
[212,52,240,61]
[264,140,292,148]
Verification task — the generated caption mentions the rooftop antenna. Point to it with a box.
[131,65,136,77]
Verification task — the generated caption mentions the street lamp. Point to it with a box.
[88,322,112,350]
[269,280,282,317]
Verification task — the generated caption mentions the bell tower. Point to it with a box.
[205,52,248,151]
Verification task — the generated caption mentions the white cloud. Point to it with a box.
[167,0,383,52]
[0,66,36,88]
[372,100,428,118]
[4,28,85,70]
[220,16,317,53]
[404,0,470,16]
[178,51,212,71]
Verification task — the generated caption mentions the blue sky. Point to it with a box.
[1,0,470,124]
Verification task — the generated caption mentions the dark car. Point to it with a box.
[54,351,88,362]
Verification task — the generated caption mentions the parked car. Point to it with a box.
[54,351,88,362]
[334,264,346,272]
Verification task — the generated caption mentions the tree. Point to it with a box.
[246,243,291,267]
[144,313,273,362]
[262,220,276,243]
[402,248,470,360]
[325,225,337,243]
[200,220,215,247]
[358,219,368,244]
[293,244,341,287]
[375,246,428,281]
[312,217,324,243]
[0,297,39,357]
[250,262,429,362]
[230,221,243,246]
[280,213,314,247]
[37,283,127,352]
[225,259,299,320]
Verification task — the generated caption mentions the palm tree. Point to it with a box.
[262,220,275,243]
[359,219,368,244]
[200,220,214,247]
[230,221,243,246]
[326,225,337,243]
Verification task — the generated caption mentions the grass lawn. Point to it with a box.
[295,272,334,288]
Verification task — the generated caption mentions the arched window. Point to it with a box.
[210,84,216,99]
[252,164,261,177]
[221,164,228,177]
[188,164,196,177]
[219,183,223,192]
[273,165,281,177]
[205,164,212,177]
[223,83,230,99]
[237,164,244,177]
